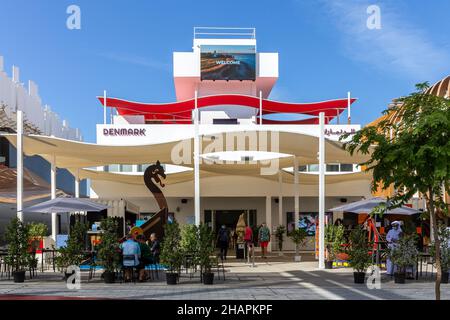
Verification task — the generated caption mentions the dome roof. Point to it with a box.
[425,75,450,98]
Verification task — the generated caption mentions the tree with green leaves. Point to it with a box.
[96,218,121,273]
[275,225,287,252]
[4,217,31,273]
[55,221,88,272]
[341,82,450,299]
[289,228,308,260]
[160,220,182,273]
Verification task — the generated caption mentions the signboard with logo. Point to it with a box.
[200,45,256,81]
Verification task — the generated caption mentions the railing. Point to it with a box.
[194,27,256,39]
[0,56,82,140]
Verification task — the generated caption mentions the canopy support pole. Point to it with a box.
[194,90,200,226]
[318,112,325,269]
[259,90,262,125]
[103,90,107,125]
[74,169,80,198]
[278,170,283,227]
[347,91,351,124]
[16,110,23,222]
[265,196,272,252]
[294,157,300,229]
[51,155,57,240]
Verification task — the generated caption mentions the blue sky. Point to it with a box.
[0,0,449,142]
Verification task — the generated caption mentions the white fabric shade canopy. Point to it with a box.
[2,131,371,169]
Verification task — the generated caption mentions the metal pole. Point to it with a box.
[278,170,283,227]
[294,157,299,229]
[347,91,351,124]
[194,90,200,226]
[51,155,57,240]
[259,90,262,125]
[318,112,325,269]
[103,90,107,125]
[16,110,23,221]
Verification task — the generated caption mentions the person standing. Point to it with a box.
[149,233,161,264]
[386,221,402,276]
[217,225,230,260]
[244,225,254,262]
[258,222,271,259]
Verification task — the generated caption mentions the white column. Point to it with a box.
[347,91,351,124]
[318,112,325,269]
[278,170,283,227]
[103,90,107,125]
[50,155,58,240]
[16,110,23,221]
[194,91,200,226]
[74,169,80,198]
[265,196,272,252]
[259,90,262,125]
[293,157,300,229]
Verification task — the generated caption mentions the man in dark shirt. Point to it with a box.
[149,233,161,264]
[136,234,152,282]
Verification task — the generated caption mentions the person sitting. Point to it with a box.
[120,234,141,282]
[136,234,152,282]
[149,233,161,264]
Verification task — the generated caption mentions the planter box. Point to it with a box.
[203,272,214,285]
[394,272,405,284]
[353,272,365,284]
[13,271,26,283]
[166,272,178,285]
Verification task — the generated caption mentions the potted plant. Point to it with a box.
[181,224,199,272]
[55,221,88,280]
[96,218,121,283]
[4,218,31,283]
[289,228,308,262]
[275,225,286,255]
[429,224,450,284]
[160,220,182,285]
[198,224,216,285]
[324,224,345,269]
[28,222,47,252]
[348,227,372,283]
[387,234,418,284]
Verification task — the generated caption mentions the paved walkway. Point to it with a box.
[0,255,448,300]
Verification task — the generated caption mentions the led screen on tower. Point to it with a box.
[200,45,256,81]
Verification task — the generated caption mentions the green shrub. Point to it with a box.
[348,227,372,273]
[55,221,88,272]
[289,228,308,256]
[4,218,31,272]
[275,225,286,251]
[160,220,182,273]
[96,218,121,273]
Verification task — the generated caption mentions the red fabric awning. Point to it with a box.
[97,94,356,124]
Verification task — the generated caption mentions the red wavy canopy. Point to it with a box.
[97,94,356,124]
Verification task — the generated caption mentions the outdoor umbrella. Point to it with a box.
[328,197,421,215]
[22,197,109,213]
